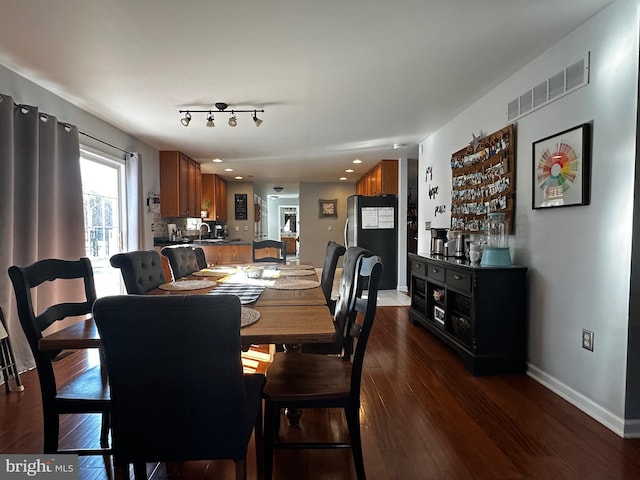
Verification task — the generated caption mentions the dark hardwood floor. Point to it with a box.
[3,306,640,479]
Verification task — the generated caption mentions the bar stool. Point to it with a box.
[0,306,24,393]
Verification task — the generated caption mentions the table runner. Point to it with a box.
[208,283,265,304]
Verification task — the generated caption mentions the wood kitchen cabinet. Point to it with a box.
[160,151,201,217]
[201,174,228,221]
[408,253,527,375]
[356,159,398,196]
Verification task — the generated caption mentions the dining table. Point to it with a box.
[38,262,335,351]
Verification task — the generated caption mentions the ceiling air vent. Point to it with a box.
[507,52,590,122]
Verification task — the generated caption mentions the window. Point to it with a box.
[80,148,127,296]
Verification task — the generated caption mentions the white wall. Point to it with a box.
[299,182,356,267]
[0,64,160,249]
[418,0,639,435]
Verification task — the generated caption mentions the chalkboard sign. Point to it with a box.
[235,193,248,220]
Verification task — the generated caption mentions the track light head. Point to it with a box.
[253,111,263,127]
[206,112,215,127]
[228,112,238,127]
[180,111,191,126]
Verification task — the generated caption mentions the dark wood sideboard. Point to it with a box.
[408,253,527,375]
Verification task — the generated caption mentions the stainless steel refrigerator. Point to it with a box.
[344,194,397,289]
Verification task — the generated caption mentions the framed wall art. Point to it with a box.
[532,123,591,209]
[319,199,337,218]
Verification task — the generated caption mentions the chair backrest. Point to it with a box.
[333,246,372,358]
[110,250,166,294]
[93,294,255,462]
[320,241,346,313]
[252,240,286,263]
[161,246,200,280]
[8,258,97,399]
[193,247,207,270]
[348,255,383,395]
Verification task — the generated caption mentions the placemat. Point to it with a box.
[208,283,265,304]
[278,264,314,270]
[277,269,316,277]
[266,279,320,290]
[241,307,260,327]
[158,280,216,291]
[192,269,222,277]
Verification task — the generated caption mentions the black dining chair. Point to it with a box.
[252,240,286,264]
[161,246,201,280]
[7,257,110,455]
[319,241,347,314]
[301,246,370,358]
[262,255,383,480]
[93,294,265,480]
[0,306,24,393]
[194,247,208,269]
[110,250,167,294]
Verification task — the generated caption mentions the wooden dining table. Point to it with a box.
[38,263,335,351]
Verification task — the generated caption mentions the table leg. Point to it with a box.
[282,343,302,426]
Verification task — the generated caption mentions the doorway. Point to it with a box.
[279,205,299,256]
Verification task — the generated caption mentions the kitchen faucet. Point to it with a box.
[197,222,211,240]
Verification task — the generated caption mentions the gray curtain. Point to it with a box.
[126,152,144,250]
[0,94,86,372]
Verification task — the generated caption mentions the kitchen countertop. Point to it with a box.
[154,237,250,247]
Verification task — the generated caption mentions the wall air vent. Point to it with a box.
[507,53,590,122]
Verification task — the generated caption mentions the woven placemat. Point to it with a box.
[277,269,316,277]
[266,279,320,290]
[158,280,216,291]
[241,307,261,327]
[192,269,222,277]
[278,264,314,270]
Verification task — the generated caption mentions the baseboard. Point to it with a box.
[527,363,631,437]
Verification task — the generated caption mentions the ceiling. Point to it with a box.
[0,0,613,187]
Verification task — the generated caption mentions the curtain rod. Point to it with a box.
[78,130,134,157]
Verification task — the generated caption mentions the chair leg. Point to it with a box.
[255,401,264,480]
[100,411,110,448]
[114,464,130,480]
[42,410,59,453]
[263,400,277,480]
[235,458,247,480]
[133,462,147,479]
[345,405,366,480]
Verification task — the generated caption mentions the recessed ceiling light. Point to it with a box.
[224,168,233,172]
[353,159,362,164]
[345,169,354,173]
[212,158,222,163]
[234,176,243,180]
[339,177,347,181]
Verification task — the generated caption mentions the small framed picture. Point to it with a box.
[319,199,338,218]
[532,123,591,209]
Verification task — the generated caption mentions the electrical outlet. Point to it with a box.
[582,329,594,351]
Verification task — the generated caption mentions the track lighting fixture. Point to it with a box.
[179,102,264,127]
[180,111,191,126]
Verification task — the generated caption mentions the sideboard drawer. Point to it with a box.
[427,263,445,282]
[446,269,471,293]
[411,260,425,276]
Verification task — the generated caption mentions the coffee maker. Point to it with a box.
[213,224,225,238]
[430,228,448,256]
